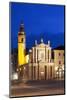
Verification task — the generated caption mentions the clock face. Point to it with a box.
[38,50,45,62]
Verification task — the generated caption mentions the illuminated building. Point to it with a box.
[54,46,64,79]
[28,39,54,80]
[17,23,64,81]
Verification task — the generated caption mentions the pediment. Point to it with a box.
[37,43,46,48]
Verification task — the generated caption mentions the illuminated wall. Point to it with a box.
[25,54,29,63]
[18,23,26,66]
[18,43,26,66]
[54,50,64,66]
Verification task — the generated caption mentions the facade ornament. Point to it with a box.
[35,40,37,45]
[48,40,50,46]
[41,38,44,43]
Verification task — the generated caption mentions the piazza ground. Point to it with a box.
[10,80,65,97]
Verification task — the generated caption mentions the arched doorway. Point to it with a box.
[40,71,44,80]
[55,66,64,79]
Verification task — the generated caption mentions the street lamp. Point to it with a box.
[55,66,58,71]
[16,67,22,82]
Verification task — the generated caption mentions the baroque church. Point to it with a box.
[17,23,64,81]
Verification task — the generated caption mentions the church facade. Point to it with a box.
[28,39,55,80]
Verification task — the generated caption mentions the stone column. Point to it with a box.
[46,48,48,63]
[49,48,51,62]
[36,48,37,63]
[32,47,34,63]
[45,46,46,62]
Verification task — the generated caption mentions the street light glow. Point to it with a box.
[11,73,18,80]
[55,66,58,71]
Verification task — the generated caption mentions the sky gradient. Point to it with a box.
[10,2,65,50]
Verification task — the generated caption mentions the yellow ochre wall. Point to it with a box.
[18,43,26,66]
[25,54,29,63]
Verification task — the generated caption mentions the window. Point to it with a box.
[41,53,44,59]
[59,61,61,64]
[59,53,61,56]
[38,50,44,61]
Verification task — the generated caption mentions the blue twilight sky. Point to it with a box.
[10,2,65,50]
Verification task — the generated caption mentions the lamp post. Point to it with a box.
[23,66,27,83]
[17,67,22,82]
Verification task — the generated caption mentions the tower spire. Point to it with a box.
[18,20,25,35]
[19,21,24,32]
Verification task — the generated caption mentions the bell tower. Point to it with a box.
[18,23,26,66]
